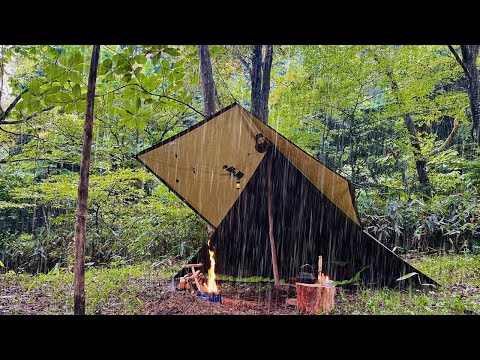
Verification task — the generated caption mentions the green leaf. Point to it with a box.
[28,99,41,112]
[161,59,170,70]
[102,58,113,69]
[151,53,161,66]
[135,54,146,64]
[136,72,146,84]
[28,79,43,96]
[67,52,84,67]
[163,47,180,56]
[27,281,36,292]
[135,97,141,112]
[44,64,65,80]
[114,64,126,75]
[0,260,4,267]
[143,76,158,91]
[57,92,73,102]
[121,73,132,84]
[73,100,87,112]
[136,297,144,307]
[67,71,84,84]
[64,102,77,113]
[144,98,154,105]
[72,84,81,97]
[396,272,418,281]
[104,72,115,81]
[173,59,185,69]
[44,85,62,95]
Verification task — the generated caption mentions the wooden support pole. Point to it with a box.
[267,150,280,288]
[318,256,322,282]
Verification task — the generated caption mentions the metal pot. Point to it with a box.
[297,264,316,284]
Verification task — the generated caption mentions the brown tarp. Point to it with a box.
[138,104,359,227]
[137,103,438,287]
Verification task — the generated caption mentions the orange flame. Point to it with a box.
[205,240,218,293]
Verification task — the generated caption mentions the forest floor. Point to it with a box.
[1,254,480,315]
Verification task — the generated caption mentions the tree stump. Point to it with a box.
[296,283,335,314]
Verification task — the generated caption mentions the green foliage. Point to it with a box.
[334,267,368,286]
[1,44,480,277]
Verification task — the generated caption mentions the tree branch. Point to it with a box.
[429,115,461,156]
[0,88,28,121]
[0,157,66,164]
[0,45,4,113]
[0,125,22,136]
[233,47,251,74]
[448,45,471,80]
[1,106,54,125]
[97,83,204,117]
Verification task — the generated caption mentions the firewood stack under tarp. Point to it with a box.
[295,256,335,314]
[179,263,207,293]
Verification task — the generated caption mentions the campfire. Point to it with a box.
[180,240,221,303]
[198,240,221,303]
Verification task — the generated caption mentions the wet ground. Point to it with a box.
[144,282,297,315]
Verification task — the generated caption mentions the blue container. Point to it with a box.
[197,291,222,303]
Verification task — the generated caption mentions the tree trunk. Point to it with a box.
[198,45,217,238]
[386,72,431,195]
[198,45,216,117]
[251,45,273,122]
[448,45,480,144]
[249,45,278,287]
[461,45,480,143]
[73,45,100,315]
[404,113,430,194]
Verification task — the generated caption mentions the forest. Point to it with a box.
[0,45,479,315]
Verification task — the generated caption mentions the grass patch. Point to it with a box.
[1,255,479,315]
[0,262,181,315]
[332,254,480,315]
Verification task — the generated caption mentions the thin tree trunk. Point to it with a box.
[73,45,100,315]
[251,45,262,119]
[386,71,431,195]
[198,45,217,238]
[260,45,273,121]
[404,113,430,194]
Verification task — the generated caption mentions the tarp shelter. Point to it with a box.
[136,103,436,287]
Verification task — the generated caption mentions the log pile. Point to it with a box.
[179,263,207,293]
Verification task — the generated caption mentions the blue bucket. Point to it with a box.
[197,291,222,303]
